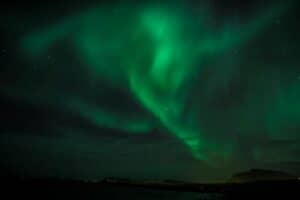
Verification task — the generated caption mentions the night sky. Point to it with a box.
[0,0,300,182]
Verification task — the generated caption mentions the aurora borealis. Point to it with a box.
[1,0,300,182]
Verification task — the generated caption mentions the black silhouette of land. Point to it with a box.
[1,169,299,200]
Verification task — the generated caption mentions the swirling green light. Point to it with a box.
[17,1,295,165]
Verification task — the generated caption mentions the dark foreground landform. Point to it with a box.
[1,176,299,200]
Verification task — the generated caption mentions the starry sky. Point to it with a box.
[0,0,300,182]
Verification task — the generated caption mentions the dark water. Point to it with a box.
[96,186,222,200]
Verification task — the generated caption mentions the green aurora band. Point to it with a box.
[14,1,299,166]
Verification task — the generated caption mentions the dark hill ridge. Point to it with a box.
[229,168,298,183]
[1,174,299,200]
